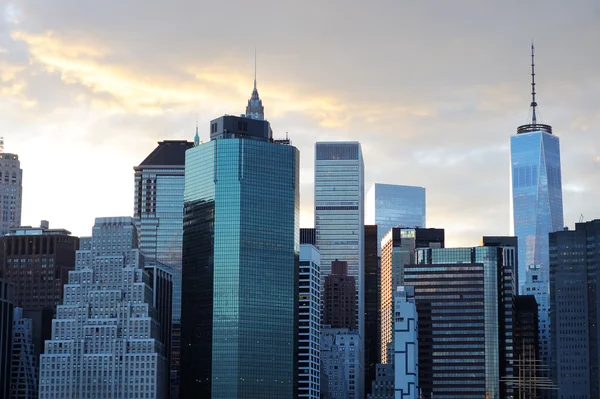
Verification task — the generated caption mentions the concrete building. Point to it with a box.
[38,217,168,399]
[321,327,363,399]
[299,244,321,399]
[367,364,394,399]
[549,220,600,398]
[0,144,22,236]
[366,183,426,255]
[394,286,418,399]
[10,308,37,399]
[0,279,14,399]
[323,260,357,331]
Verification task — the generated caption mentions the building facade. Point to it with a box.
[299,244,321,399]
[181,114,299,398]
[10,308,37,399]
[314,142,364,342]
[0,279,14,399]
[367,364,394,399]
[549,220,600,398]
[380,228,444,365]
[366,183,426,255]
[0,149,22,236]
[408,245,515,399]
[394,286,418,399]
[323,260,357,330]
[38,217,168,399]
[522,264,551,374]
[321,327,363,399]
[134,140,192,398]
[364,224,380,398]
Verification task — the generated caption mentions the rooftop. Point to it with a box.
[135,140,194,168]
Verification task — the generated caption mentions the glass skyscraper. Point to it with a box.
[366,183,426,255]
[134,140,193,398]
[180,115,299,398]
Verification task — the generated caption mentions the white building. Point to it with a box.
[38,217,168,399]
[522,264,550,369]
[321,327,363,399]
[299,244,321,399]
[394,286,418,399]
[10,308,38,399]
[0,141,22,235]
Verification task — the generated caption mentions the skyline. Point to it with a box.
[2,1,599,247]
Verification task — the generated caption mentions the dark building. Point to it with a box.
[134,139,193,399]
[364,225,379,399]
[514,295,540,397]
[0,222,78,360]
[483,236,519,293]
[0,279,14,399]
[550,220,600,398]
[323,260,357,331]
[408,244,515,399]
[146,261,173,380]
[300,228,316,246]
[181,111,299,398]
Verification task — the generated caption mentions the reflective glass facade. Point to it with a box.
[510,129,563,290]
[366,183,426,255]
[181,130,299,399]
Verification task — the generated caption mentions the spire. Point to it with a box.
[245,49,265,120]
[530,41,537,124]
[194,119,200,146]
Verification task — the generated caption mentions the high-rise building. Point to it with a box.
[366,184,426,255]
[38,217,169,399]
[367,363,394,399]
[394,286,418,399]
[300,227,316,246]
[0,279,14,399]
[0,143,22,236]
[134,139,193,398]
[321,327,363,399]
[314,142,364,335]
[0,222,79,360]
[510,44,564,290]
[299,244,321,399]
[408,245,516,399]
[181,112,299,398]
[549,220,600,398]
[323,260,357,330]
[513,295,541,398]
[521,264,550,374]
[380,228,444,365]
[364,224,380,398]
[10,308,37,399]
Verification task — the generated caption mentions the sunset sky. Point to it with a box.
[1,1,599,246]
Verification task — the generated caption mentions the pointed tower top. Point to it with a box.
[245,48,265,120]
[530,41,537,124]
[254,47,257,90]
[194,119,200,146]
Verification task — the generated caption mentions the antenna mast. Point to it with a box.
[531,42,537,124]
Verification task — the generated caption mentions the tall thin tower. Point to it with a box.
[510,42,564,372]
[0,138,22,236]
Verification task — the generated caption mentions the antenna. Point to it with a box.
[254,47,257,89]
[530,41,537,124]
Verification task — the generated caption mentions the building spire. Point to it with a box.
[245,48,265,120]
[254,47,257,90]
[194,118,200,146]
[530,41,537,124]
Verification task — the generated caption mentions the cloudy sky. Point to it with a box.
[1,1,599,246]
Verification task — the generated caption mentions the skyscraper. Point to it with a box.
[394,286,418,399]
[38,217,169,399]
[511,44,564,290]
[408,245,516,399]
[314,142,364,366]
[364,224,380,398]
[366,183,426,255]
[181,113,299,398]
[10,308,37,399]
[549,220,600,398]
[299,244,321,399]
[321,327,363,399]
[0,279,14,399]
[0,141,22,236]
[323,260,357,330]
[521,264,550,374]
[134,139,193,398]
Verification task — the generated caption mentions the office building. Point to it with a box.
[549,220,600,398]
[321,327,363,399]
[380,228,444,365]
[364,224,379,398]
[181,112,299,398]
[511,44,564,290]
[394,286,418,399]
[522,264,550,373]
[407,245,516,399]
[0,222,79,360]
[513,295,541,398]
[300,227,316,246]
[0,143,22,236]
[0,279,14,399]
[323,260,357,330]
[314,142,364,347]
[38,217,168,399]
[134,140,193,397]
[366,184,426,255]
[10,308,37,399]
[298,244,321,399]
[367,364,394,399]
